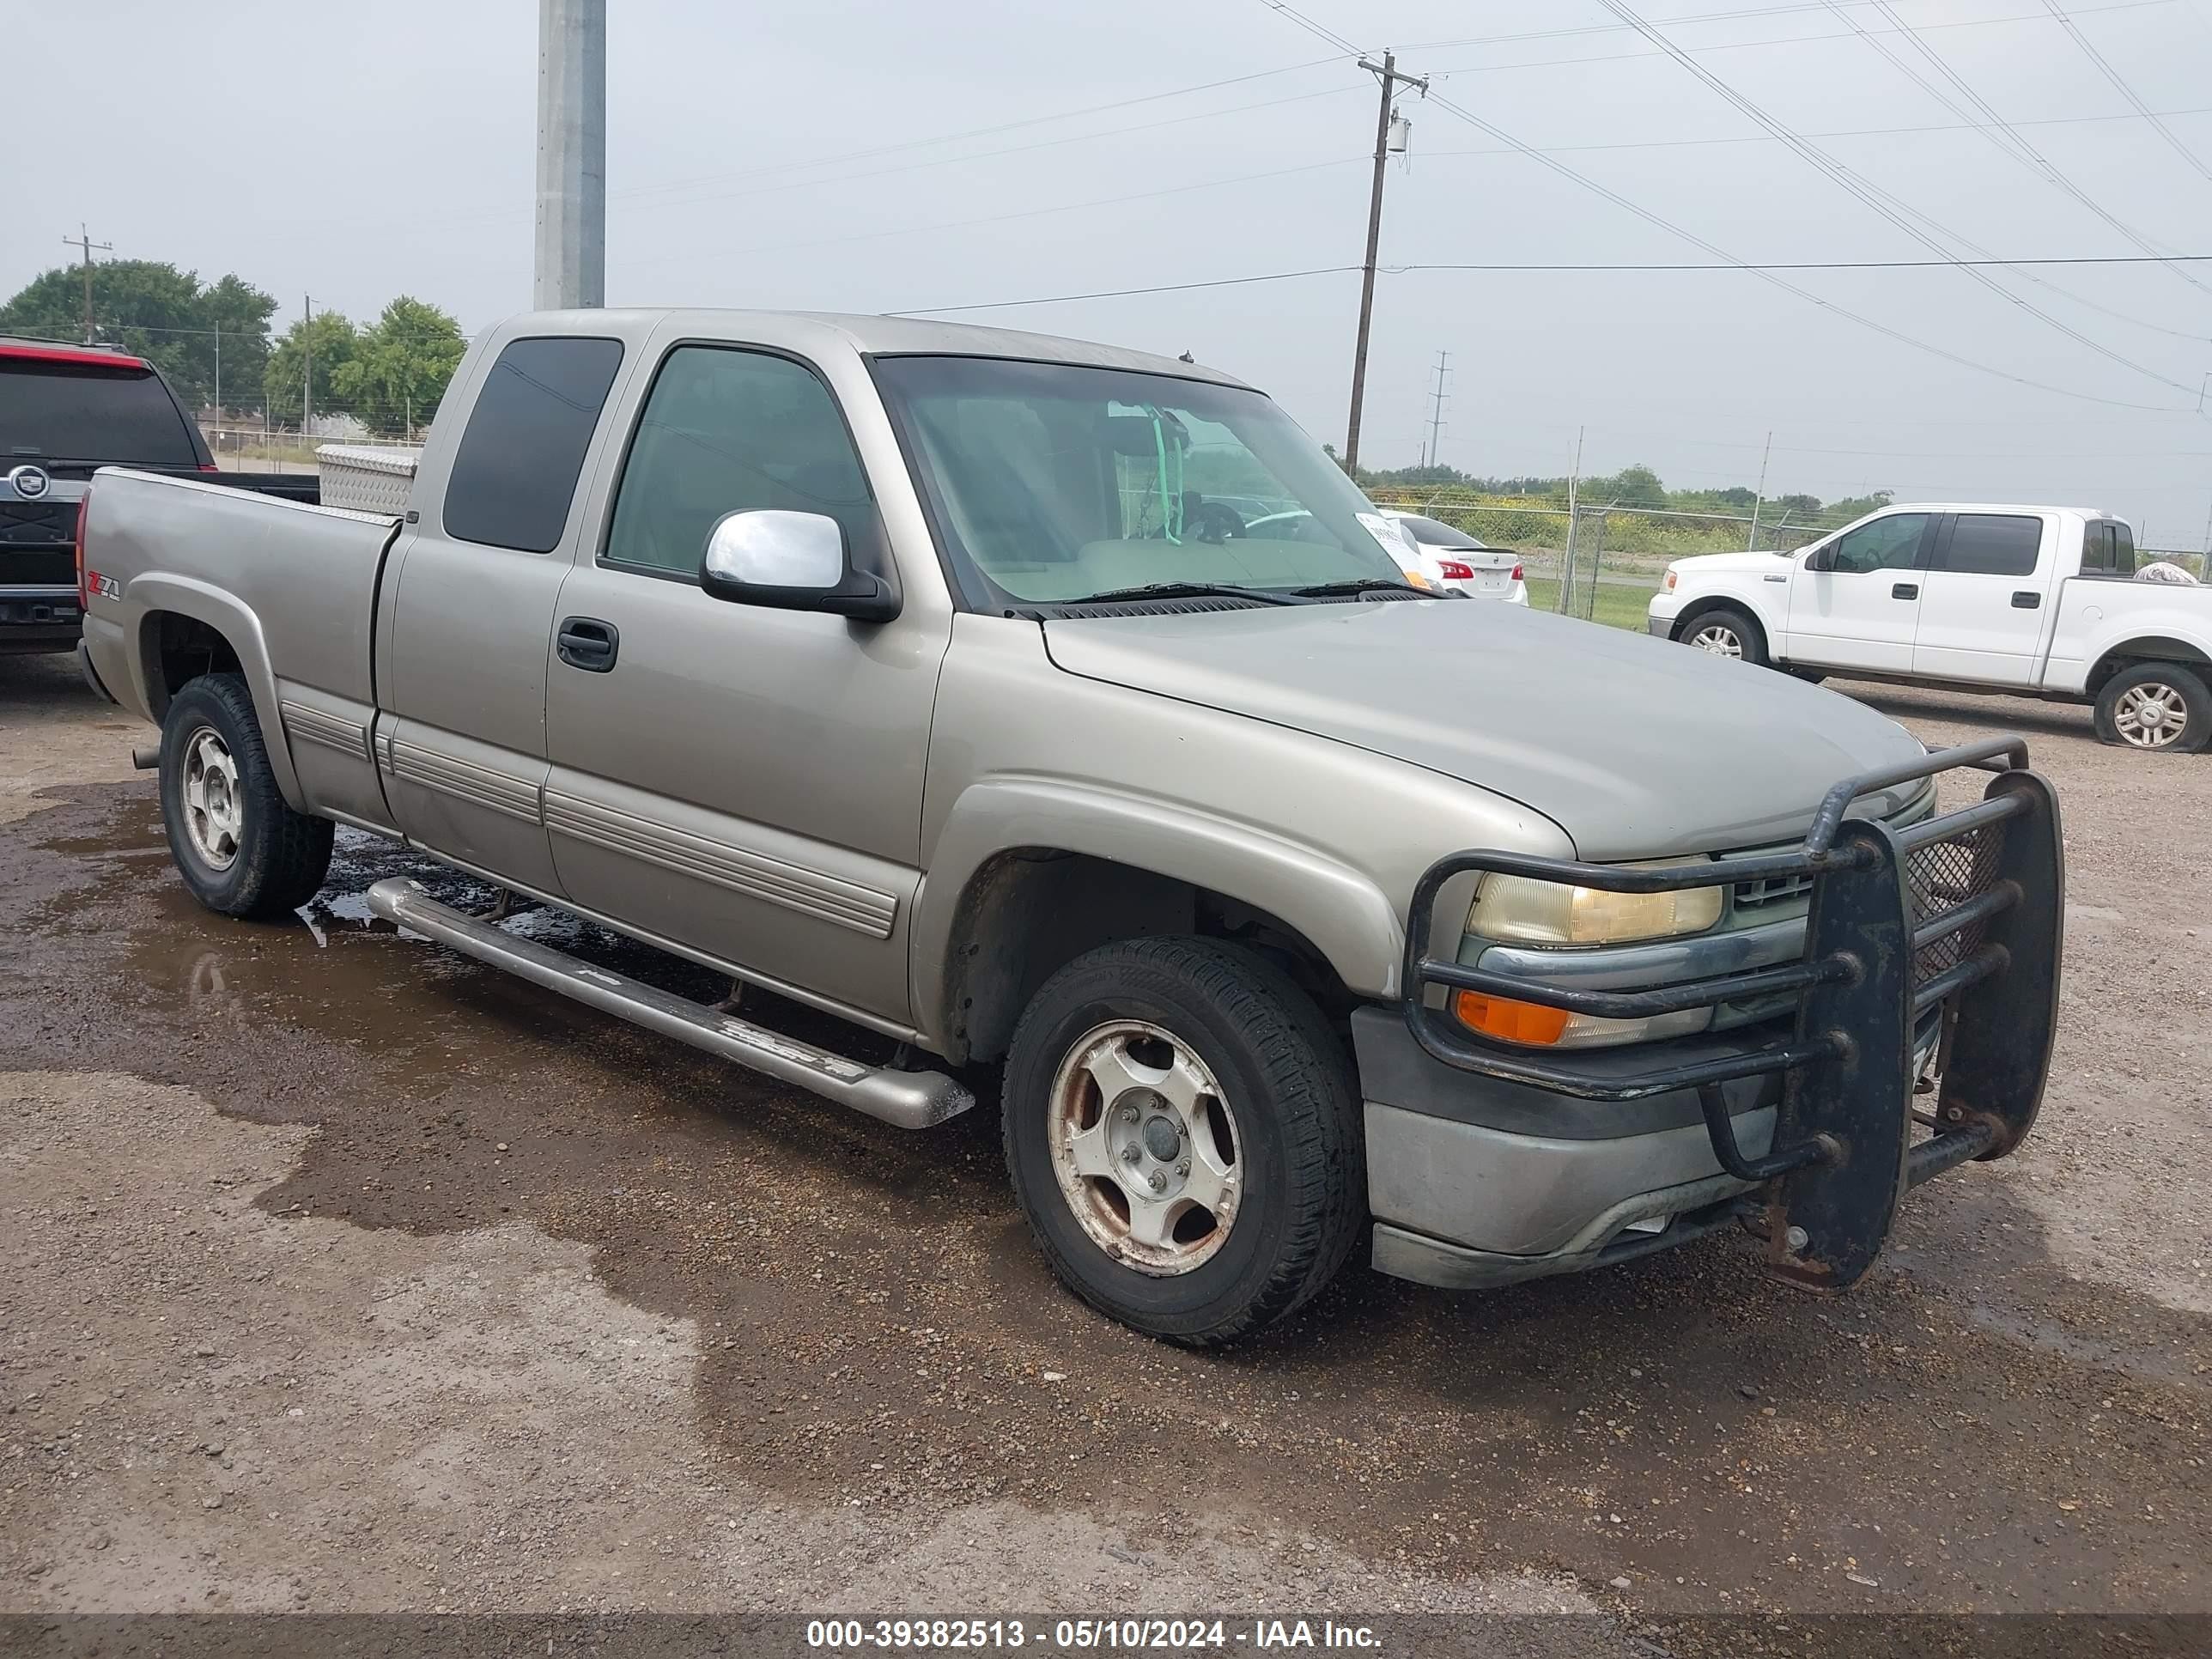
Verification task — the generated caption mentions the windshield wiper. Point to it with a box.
[1280,577,1427,599]
[1065,580,1298,607]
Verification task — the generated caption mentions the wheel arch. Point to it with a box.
[1670,596,1771,654]
[915,782,1401,1064]
[129,577,304,809]
[2086,635,2212,696]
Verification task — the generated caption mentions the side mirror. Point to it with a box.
[1803,544,1833,573]
[699,509,899,623]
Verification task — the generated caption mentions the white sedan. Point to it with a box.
[1380,510,1528,604]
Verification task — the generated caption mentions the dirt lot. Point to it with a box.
[2,651,2206,1644]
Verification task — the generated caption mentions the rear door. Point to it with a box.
[378,334,629,892]
[1783,510,1935,671]
[1910,511,2053,684]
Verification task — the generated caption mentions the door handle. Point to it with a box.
[1891,582,1919,599]
[556,617,619,672]
[2011,590,2041,609]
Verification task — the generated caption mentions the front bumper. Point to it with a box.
[1368,736,2063,1293]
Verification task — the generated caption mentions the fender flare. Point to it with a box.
[129,574,306,811]
[910,776,1407,1051]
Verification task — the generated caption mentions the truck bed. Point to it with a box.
[80,469,402,768]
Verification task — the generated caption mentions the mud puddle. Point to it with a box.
[3,780,2207,1616]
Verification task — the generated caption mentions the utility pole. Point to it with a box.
[302,295,313,435]
[63,225,113,344]
[535,0,606,308]
[1745,430,1772,550]
[1342,51,1426,476]
[1421,349,1451,470]
[212,323,222,417]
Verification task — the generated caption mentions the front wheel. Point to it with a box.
[1002,937,1364,1346]
[2093,662,2212,752]
[160,672,335,917]
[1680,605,1769,666]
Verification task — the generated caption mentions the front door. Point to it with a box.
[542,342,947,1026]
[380,334,629,892]
[1784,511,1935,672]
[1911,511,2051,684]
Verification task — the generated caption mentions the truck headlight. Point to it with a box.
[1466,862,1723,946]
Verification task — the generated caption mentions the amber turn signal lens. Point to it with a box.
[1453,990,1571,1045]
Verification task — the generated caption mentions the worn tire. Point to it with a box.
[1002,936,1364,1347]
[2092,662,2212,753]
[1678,605,1769,667]
[160,672,335,918]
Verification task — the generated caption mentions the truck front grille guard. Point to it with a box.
[1401,734,2065,1288]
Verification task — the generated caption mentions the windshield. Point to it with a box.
[2,358,201,465]
[873,356,1407,605]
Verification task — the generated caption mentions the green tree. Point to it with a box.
[264,311,360,428]
[0,259,276,411]
[331,297,467,437]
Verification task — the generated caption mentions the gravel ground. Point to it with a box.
[1,650,2205,1643]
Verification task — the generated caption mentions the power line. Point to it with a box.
[1419,0,2178,79]
[889,264,1360,317]
[2040,0,2212,185]
[1595,0,2202,398]
[1415,80,2190,413]
[890,252,2212,318]
[1399,0,2172,52]
[620,155,1363,274]
[1255,0,1363,55]
[1854,0,2212,303]
[606,53,1350,208]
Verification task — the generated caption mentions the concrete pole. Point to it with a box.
[535,0,607,310]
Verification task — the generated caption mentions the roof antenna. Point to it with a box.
[1177,350,1194,364]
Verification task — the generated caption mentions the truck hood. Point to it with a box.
[1041,599,1928,860]
[1669,550,1798,577]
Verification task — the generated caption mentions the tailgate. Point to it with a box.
[1,472,84,629]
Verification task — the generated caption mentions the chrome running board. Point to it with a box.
[364,878,973,1130]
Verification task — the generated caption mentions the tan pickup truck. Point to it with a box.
[76,308,2064,1344]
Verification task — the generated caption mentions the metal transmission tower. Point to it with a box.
[1421,350,1451,470]
[534,0,606,309]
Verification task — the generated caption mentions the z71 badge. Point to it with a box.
[85,571,121,601]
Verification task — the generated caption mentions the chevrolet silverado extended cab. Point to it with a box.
[77,310,2063,1345]
[1,338,314,653]
[1649,502,2212,751]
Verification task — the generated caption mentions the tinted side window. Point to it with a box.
[2112,520,2136,575]
[603,346,872,577]
[442,337,624,552]
[1939,514,2042,577]
[1831,514,1927,574]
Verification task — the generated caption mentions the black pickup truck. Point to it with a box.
[2,338,318,654]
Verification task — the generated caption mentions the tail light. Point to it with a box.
[1437,558,1475,581]
[1510,562,1524,582]
[75,494,91,608]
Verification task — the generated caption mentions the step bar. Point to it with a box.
[364,878,974,1131]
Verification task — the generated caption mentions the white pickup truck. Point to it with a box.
[1647,503,2212,752]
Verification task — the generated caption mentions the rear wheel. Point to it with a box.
[2093,662,2211,752]
[1002,937,1364,1346]
[1681,605,1768,667]
[160,672,334,917]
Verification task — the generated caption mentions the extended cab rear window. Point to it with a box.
[1,354,201,466]
[443,337,625,553]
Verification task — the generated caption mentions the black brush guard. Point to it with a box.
[1403,735,2064,1290]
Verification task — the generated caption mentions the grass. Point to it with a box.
[1523,575,1662,633]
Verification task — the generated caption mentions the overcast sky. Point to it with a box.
[22,0,2212,540]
